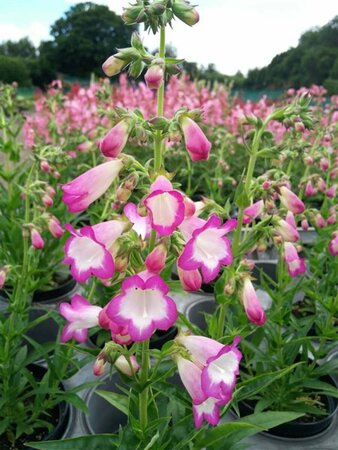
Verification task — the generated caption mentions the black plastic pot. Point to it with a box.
[185,298,216,330]
[0,364,70,450]
[236,375,338,439]
[81,372,127,434]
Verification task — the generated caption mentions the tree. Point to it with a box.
[46,2,137,77]
[0,37,36,59]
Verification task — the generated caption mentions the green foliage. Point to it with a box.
[0,55,32,86]
[0,37,36,59]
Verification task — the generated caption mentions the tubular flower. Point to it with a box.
[144,64,164,90]
[124,203,151,239]
[274,219,300,242]
[177,266,202,292]
[106,273,178,342]
[279,186,305,214]
[180,116,211,161]
[283,242,306,277]
[144,176,185,236]
[48,216,64,238]
[62,159,123,213]
[99,119,132,158]
[178,215,236,283]
[242,278,266,326]
[63,224,117,283]
[145,243,167,274]
[177,335,242,403]
[31,228,44,250]
[59,294,102,343]
[243,200,264,224]
[102,55,128,77]
[176,357,223,428]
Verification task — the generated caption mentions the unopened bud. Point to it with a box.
[145,243,167,273]
[42,194,53,207]
[31,228,44,250]
[40,161,51,172]
[102,55,128,77]
[145,63,164,90]
[172,0,200,26]
[115,355,139,377]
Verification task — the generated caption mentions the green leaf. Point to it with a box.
[27,434,119,449]
[165,57,185,65]
[55,392,89,414]
[95,390,129,416]
[196,422,261,448]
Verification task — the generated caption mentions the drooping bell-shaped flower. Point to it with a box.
[177,266,202,292]
[99,119,132,158]
[59,294,102,343]
[124,203,151,240]
[31,228,44,250]
[283,242,306,277]
[106,273,177,342]
[242,278,266,326]
[62,159,123,213]
[102,55,128,77]
[279,186,305,214]
[177,335,242,403]
[328,234,338,256]
[144,63,164,90]
[144,176,185,236]
[179,116,211,162]
[176,356,222,428]
[274,219,300,242]
[243,200,264,224]
[63,224,115,283]
[178,215,236,283]
[48,216,64,238]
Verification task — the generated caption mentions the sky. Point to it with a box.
[0,0,337,75]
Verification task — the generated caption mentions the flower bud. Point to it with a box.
[31,228,44,250]
[304,156,313,166]
[145,243,167,273]
[327,214,336,225]
[172,0,200,26]
[99,119,132,158]
[178,267,202,291]
[317,178,327,192]
[294,121,305,133]
[304,181,317,197]
[328,235,338,256]
[275,219,299,242]
[122,5,144,24]
[42,194,53,207]
[279,186,305,214]
[77,142,91,153]
[180,116,211,161]
[93,354,107,377]
[242,278,266,326]
[315,213,326,228]
[115,355,139,377]
[48,217,63,238]
[102,55,128,77]
[320,157,329,171]
[115,255,129,273]
[326,185,336,198]
[53,170,61,179]
[145,63,164,90]
[301,218,309,231]
[262,180,271,190]
[40,161,51,172]
[0,267,7,289]
[46,186,56,197]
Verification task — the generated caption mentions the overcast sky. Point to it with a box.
[0,0,337,75]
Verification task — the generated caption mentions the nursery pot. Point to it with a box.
[81,372,127,434]
[236,375,338,439]
[0,364,71,450]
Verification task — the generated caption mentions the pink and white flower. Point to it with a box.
[242,278,266,326]
[106,273,177,342]
[48,216,64,238]
[328,234,338,256]
[31,228,44,250]
[279,186,305,214]
[59,294,102,342]
[180,116,212,161]
[99,119,131,158]
[144,64,164,90]
[177,267,202,291]
[283,242,306,277]
[285,211,297,229]
[145,243,167,273]
[124,203,151,239]
[178,215,236,283]
[62,159,123,213]
[144,176,185,236]
[176,357,222,428]
[274,219,300,242]
[243,200,264,224]
[64,224,115,283]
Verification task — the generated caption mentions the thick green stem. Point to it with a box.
[215,303,227,340]
[139,339,150,430]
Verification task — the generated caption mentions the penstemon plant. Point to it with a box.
[27,2,317,449]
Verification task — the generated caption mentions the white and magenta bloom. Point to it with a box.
[243,200,264,224]
[106,273,177,342]
[177,267,202,292]
[178,215,236,283]
[144,64,164,90]
[145,243,167,274]
[176,356,222,428]
[283,242,306,277]
[275,219,300,242]
[31,228,44,250]
[64,224,116,283]
[124,203,151,240]
[59,294,102,343]
[242,278,266,326]
[99,119,131,158]
[180,116,211,162]
[279,186,305,214]
[62,159,123,213]
[328,234,338,256]
[177,335,242,404]
[144,176,185,236]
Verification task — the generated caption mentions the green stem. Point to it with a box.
[215,303,227,340]
[139,339,150,430]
